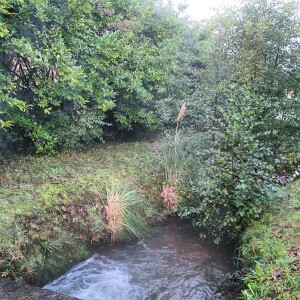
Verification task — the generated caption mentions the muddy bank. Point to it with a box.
[0,278,78,300]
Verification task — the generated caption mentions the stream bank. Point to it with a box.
[238,180,300,299]
[0,140,165,285]
[4,138,297,300]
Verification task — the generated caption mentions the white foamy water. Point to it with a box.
[44,219,235,300]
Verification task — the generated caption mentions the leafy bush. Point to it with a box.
[276,153,300,175]
[0,0,194,154]
[178,88,282,241]
[53,109,108,151]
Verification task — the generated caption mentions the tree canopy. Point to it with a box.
[1,0,299,163]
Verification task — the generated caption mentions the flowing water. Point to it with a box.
[44,218,235,300]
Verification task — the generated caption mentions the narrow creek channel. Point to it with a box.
[44,218,235,300]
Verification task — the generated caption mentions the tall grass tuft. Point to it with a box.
[104,178,149,241]
[161,102,188,213]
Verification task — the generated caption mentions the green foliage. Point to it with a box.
[178,88,282,240]
[0,0,192,154]
[173,0,300,241]
[276,153,300,174]
[1,0,299,294]
[192,0,300,154]
[53,109,107,151]
[0,70,29,129]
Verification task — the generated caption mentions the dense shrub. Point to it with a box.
[177,88,282,241]
[0,0,191,154]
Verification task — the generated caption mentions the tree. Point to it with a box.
[178,0,300,239]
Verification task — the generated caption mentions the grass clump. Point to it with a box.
[239,180,300,300]
[104,178,149,241]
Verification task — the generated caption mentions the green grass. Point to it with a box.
[239,180,300,300]
[0,140,165,285]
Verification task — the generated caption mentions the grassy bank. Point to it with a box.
[0,139,166,286]
[239,180,300,299]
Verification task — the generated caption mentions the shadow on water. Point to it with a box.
[44,217,236,300]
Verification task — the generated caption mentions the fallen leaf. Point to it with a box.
[283,232,293,239]
[0,272,8,278]
[271,268,284,281]
[288,246,300,257]
[290,259,300,271]
[272,228,282,235]
[285,223,297,228]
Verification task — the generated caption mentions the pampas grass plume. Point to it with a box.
[177,102,186,122]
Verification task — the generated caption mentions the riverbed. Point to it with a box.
[44,218,235,300]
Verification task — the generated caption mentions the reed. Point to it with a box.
[161,102,187,213]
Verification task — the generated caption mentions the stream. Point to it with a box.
[44,218,235,300]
